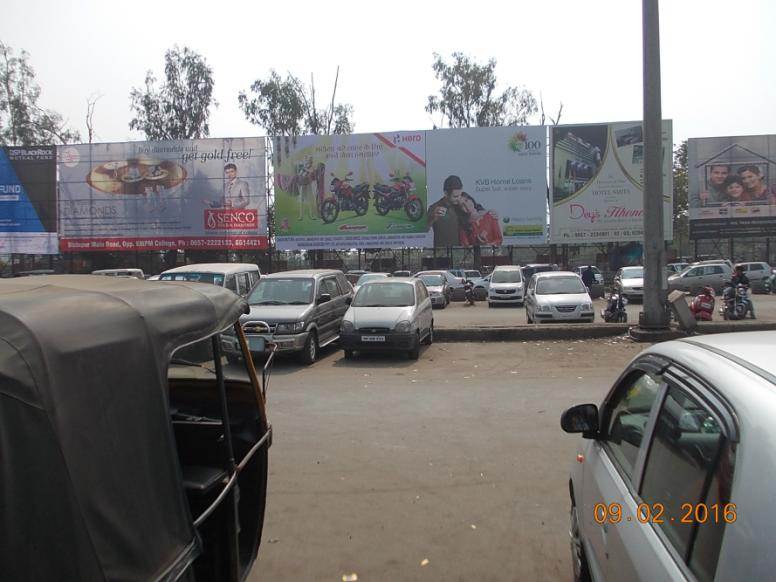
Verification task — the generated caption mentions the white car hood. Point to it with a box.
[426,285,444,294]
[621,278,644,288]
[349,306,413,329]
[535,292,591,306]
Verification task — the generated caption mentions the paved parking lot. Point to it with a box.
[251,339,650,581]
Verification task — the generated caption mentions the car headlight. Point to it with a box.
[538,305,553,312]
[394,320,412,333]
[581,303,593,311]
[276,321,305,334]
[341,320,355,333]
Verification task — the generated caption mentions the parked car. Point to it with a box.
[224,269,352,365]
[0,275,273,582]
[668,262,732,294]
[613,266,645,301]
[453,269,491,298]
[340,278,433,360]
[735,262,772,293]
[416,272,449,308]
[666,262,689,275]
[159,263,260,297]
[525,271,594,323]
[561,330,776,582]
[414,270,463,301]
[91,268,145,279]
[487,265,525,307]
[354,272,391,293]
[691,258,734,270]
[392,270,412,277]
[346,270,370,286]
[573,265,604,285]
[521,263,559,281]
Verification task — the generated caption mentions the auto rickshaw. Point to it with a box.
[0,275,275,581]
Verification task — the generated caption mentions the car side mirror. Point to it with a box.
[560,404,599,438]
[318,293,332,304]
[345,296,352,305]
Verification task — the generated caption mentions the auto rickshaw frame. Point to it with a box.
[0,275,275,582]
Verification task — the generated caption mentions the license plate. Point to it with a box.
[361,335,386,342]
[248,336,266,352]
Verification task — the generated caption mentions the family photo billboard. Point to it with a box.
[688,134,776,239]
[57,138,268,252]
[0,146,57,254]
[425,126,547,247]
[272,132,428,250]
[550,120,673,243]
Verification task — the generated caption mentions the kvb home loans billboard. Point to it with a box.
[550,121,673,243]
[57,138,268,252]
[272,132,428,250]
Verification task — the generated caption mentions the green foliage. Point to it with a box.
[426,52,537,128]
[0,41,80,146]
[238,69,354,136]
[673,140,688,237]
[129,46,216,140]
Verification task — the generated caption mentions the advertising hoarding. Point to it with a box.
[688,135,776,239]
[272,132,428,250]
[425,126,547,247]
[550,120,673,243]
[0,146,58,254]
[57,138,267,252]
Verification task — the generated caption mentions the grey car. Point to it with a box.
[222,269,352,365]
[668,263,732,294]
[340,278,433,360]
[561,331,776,582]
[525,271,594,323]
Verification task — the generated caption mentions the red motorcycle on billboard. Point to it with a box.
[372,173,424,221]
[320,172,370,224]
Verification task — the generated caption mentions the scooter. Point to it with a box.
[601,290,628,323]
[720,283,753,320]
[463,280,476,306]
[689,286,715,321]
[319,172,370,224]
[372,173,424,221]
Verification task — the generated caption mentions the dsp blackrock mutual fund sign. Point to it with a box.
[0,146,57,254]
[57,138,268,252]
[688,134,776,239]
[550,121,673,243]
[425,126,547,247]
[272,131,428,250]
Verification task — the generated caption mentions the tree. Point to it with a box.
[238,66,354,136]
[0,41,80,146]
[426,52,537,128]
[129,46,216,140]
[671,140,690,255]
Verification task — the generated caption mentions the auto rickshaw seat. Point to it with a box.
[181,465,227,495]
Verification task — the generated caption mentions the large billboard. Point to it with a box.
[550,121,673,243]
[57,138,268,252]
[0,146,58,254]
[272,132,428,250]
[688,135,776,239]
[425,126,547,247]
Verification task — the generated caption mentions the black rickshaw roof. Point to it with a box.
[0,275,248,581]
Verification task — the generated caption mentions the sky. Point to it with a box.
[2,0,775,147]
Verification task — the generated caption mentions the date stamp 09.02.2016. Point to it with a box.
[593,502,737,525]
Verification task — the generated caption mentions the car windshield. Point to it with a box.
[491,270,522,283]
[357,273,387,285]
[464,270,482,278]
[536,277,586,295]
[420,275,444,286]
[159,272,224,285]
[248,278,314,305]
[353,283,415,307]
[621,267,644,279]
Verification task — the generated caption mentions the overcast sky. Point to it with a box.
[2,0,774,146]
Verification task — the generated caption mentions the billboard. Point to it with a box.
[272,132,428,250]
[425,126,547,247]
[0,146,58,254]
[57,138,268,252]
[688,135,776,239]
[550,121,673,243]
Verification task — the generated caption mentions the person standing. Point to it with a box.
[581,266,595,289]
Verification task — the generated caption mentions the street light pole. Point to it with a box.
[640,0,668,329]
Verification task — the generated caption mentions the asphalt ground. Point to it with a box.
[250,339,652,581]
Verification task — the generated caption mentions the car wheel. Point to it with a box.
[570,503,592,582]
[344,349,354,360]
[439,302,446,310]
[423,321,434,345]
[300,331,318,365]
[408,332,420,360]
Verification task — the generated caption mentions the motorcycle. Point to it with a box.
[689,286,715,321]
[601,290,628,323]
[720,283,753,320]
[372,173,424,221]
[463,280,476,306]
[319,172,370,224]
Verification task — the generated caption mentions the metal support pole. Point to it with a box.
[639,0,668,329]
[729,238,734,262]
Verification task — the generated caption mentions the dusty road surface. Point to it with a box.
[250,338,651,581]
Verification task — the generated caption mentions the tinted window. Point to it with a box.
[751,264,764,271]
[536,277,586,295]
[604,372,662,481]
[160,272,225,285]
[224,275,237,293]
[640,386,728,581]
[323,277,340,296]
[249,278,314,305]
[621,267,644,279]
[686,268,702,277]
[419,275,444,286]
[353,283,415,307]
[237,272,251,295]
[492,270,522,283]
[710,266,723,275]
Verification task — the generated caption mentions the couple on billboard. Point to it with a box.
[695,164,776,207]
[427,175,503,247]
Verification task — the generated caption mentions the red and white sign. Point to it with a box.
[205,208,259,230]
[59,236,269,252]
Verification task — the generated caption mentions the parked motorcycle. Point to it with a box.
[720,283,753,320]
[689,286,715,321]
[372,173,424,221]
[320,172,370,224]
[463,280,476,306]
[601,290,628,323]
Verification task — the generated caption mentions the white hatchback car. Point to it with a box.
[487,265,524,307]
[525,271,594,323]
[561,331,776,582]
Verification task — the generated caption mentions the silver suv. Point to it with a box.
[561,331,776,582]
